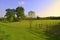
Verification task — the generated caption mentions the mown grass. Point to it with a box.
[0,20,60,40]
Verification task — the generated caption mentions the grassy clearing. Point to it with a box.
[0,20,60,40]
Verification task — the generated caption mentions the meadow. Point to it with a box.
[0,20,60,40]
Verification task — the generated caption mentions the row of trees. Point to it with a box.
[1,6,60,22]
[5,7,25,22]
[36,16,60,20]
[4,6,35,22]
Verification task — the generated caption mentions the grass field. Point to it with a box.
[0,20,60,40]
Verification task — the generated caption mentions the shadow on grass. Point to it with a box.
[44,23,60,40]
[28,23,60,40]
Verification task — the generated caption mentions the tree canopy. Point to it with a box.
[5,6,25,22]
[28,11,35,18]
[16,7,25,20]
[5,9,16,22]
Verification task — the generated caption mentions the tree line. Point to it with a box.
[4,6,35,22]
[5,7,25,22]
[36,16,60,20]
[0,6,60,22]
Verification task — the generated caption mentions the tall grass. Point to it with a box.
[0,20,60,40]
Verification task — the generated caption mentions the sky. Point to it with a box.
[0,0,60,17]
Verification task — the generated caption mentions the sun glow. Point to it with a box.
[37,0,60,17]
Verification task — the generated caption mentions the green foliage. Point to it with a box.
[4,6,25,22]
[5,8,15,22]
[28,11,35,18]
[16,7,25,20]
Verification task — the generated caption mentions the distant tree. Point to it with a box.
[37,16,40,19]
[16,7,25,20]
[28,11,35,19]
[5,8,16,22]
[28,11,35,29]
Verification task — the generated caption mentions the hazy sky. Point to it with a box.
[0,0,60,17]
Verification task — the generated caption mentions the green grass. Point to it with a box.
[0,20,60,40]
